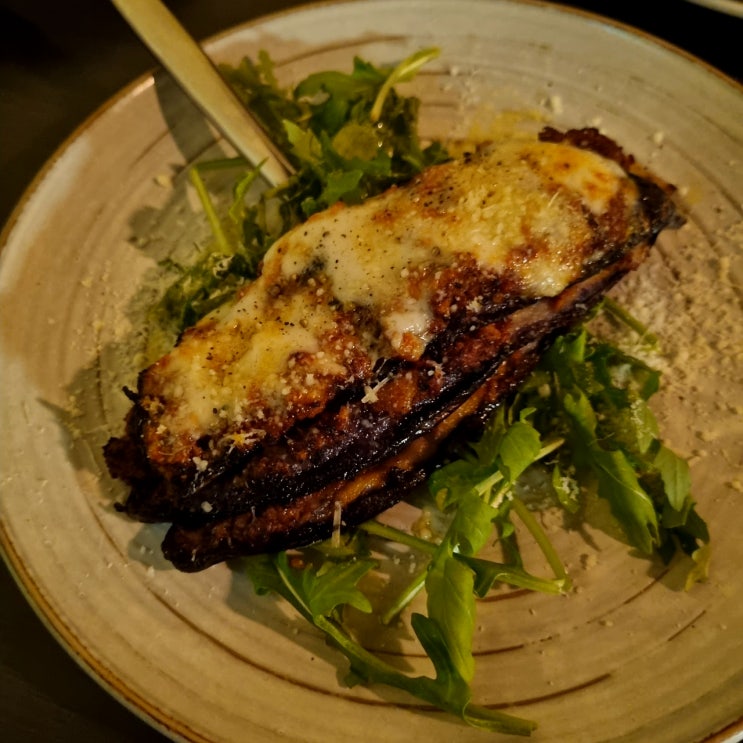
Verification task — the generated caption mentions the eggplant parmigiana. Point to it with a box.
[105,128,683,571]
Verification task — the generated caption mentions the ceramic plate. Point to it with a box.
[1,1,742,741]
[683,0,743,18]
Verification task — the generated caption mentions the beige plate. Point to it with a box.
[683,0,743,18]
[1,1,742,741]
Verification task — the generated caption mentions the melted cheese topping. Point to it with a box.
[140,137,639,464]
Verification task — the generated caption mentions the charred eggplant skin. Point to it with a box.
[105,128,684,571]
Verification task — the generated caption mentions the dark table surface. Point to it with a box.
[1,2,741,742]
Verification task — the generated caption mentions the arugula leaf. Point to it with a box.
[295,57,386,134]
[424,554,477,683]
[654,444,691,512]
[562,389,660,554]
[370,47,441,122]
[245,550,537,736]
[516,321,708,563]
[409,613,537,735]
[246,551,374,617]
[282,119,322,164]
[498,412,543,484]
[459,555,567,595]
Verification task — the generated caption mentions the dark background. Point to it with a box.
[1,2,740,741]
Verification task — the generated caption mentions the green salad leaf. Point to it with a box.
[245,550,538,736]
[516,324,709,561]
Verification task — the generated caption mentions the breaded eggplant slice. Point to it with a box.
[105,128,683,570]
